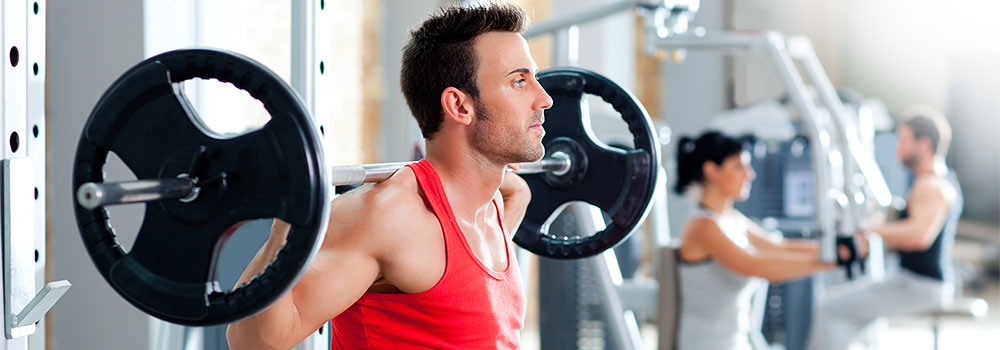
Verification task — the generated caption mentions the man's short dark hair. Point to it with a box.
[900,105,952,157]
[400,3,528,139]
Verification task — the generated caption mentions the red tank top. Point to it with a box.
[331,159,526,349]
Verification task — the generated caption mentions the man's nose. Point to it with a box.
[535,81,553,110]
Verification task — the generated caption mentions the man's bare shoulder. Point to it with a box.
[911,175,955,203]
[325,167,435,245]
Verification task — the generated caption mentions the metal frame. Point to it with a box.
[576,204,645,349]
[786,37,893,224]
[291,0,331,348]
[25,1,47,348]
[537,204,646,350]
[524,0,635,39]
[1,1,69,349]
[654,30,843,261]
[1,1,26,346]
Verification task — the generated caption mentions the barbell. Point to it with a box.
[73,49,660,326]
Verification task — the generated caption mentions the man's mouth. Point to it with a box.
[529,115,545,130]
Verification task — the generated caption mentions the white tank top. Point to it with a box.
[677,208,766,350]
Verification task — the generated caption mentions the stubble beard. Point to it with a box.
[901,149,919,170]
[471,100,545,165]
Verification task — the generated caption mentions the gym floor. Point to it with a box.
[880,283,998,350]
[879,236,999,350]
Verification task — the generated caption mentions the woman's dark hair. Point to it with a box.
[674,131,746,194]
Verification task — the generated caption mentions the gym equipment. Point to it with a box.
[516,68,659,259]
[835,236,865,279]
[73,49,659,325]
[74,49,330,326]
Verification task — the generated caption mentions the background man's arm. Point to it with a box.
[866,180,951,250]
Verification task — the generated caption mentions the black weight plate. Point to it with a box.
[514,68,660,259]
[73,49,329,325]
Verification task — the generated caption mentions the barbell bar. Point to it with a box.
[76,151,573,210]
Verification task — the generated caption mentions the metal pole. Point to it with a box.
[328,154,571,186]
[328,162,414,186]
[76,156,573,209]
[524,0,635,39]
[291,0,317,112]
[653,32,758,51]
[572,204,643,350]
[788,37,893,210]
[761,32,840,263]
[789,37,863,237]
[511,151,571,175]
[76,178,196,210]
[26,1,50,349]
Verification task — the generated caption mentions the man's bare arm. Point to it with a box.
[232,220,292,288]
[498,171,531,235]
[866,179,951,250]
[226,196,388,350]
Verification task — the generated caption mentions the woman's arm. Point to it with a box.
[744,218,820,254]
[684,218,833,283]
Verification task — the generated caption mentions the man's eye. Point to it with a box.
[514,79,526,88]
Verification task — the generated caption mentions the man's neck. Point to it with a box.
[912,155,947,178]
[424,142,505,222]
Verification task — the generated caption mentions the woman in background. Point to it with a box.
[674,131,834,350]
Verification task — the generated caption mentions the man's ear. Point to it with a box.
[918,137,935,156]
[441,87,475,126]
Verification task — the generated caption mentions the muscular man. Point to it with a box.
[810,106,963,350]
[226,4,552,349]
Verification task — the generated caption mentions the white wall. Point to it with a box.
[947,53,1000,221]
[662,0,729,240]
[550,0,638,145]
[47,0,148,349]
[729,0,1000,223]
[378,0,442,162]
[839,0,1000,222]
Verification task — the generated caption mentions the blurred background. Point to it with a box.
[35,0,998,349]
